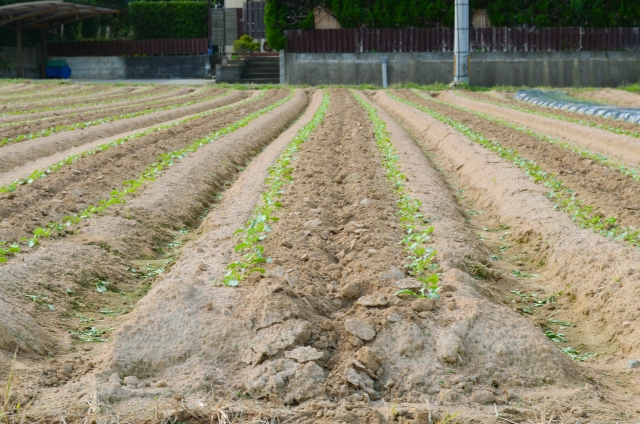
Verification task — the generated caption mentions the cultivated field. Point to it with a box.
[1,81,640,423]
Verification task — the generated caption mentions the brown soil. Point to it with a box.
[2,85,154,113]
[373,89,640,420]
[0,89,310,413]
[0,90,257,187]
[27,88,602,423]
[576,88,640,107]
[1,84,87,101]
[0,89,244,174]
[1,85,639,423]
[0,85,181,124]
[394,89,640,235]
[441,90,640,168]
[2,84,123,105]
[0,89,286,242]
[0,86,216,140]
[463,90,640,134]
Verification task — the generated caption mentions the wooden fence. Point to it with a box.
[285,27,640,53]
[243,1,265,39]
[47,38,209,57]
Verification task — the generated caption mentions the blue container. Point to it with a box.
[45,65,71,79]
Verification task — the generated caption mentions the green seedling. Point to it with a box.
[549,319,576,328]
[499,245,510,252]
[96,281,109,293]
[75,314,94,322]
[483,224,510,232]
[395,276,441,300]
[70,326,113,343]
[544,330,567,343]
[489,254,501,261]
[512,270,539,278]
[561,347,597,361]
[440,91,640,185]
[223,90,330,286]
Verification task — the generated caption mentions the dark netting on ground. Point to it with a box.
[515,89,640,123]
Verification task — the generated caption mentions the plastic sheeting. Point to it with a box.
[514,89,640,124]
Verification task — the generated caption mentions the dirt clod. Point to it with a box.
[344,318,376,341]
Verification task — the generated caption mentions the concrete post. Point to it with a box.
[381,56,388,88]
[16,21,22,79]
[453,0,469,84]
[279,49,285,84]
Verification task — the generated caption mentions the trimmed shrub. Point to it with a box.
[233,34,260,54]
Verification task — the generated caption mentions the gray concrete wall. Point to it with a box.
[284,51,640,87]
[52,56,126,79]
[49,55,210,80]
[124,56,210,79]
[0,47,41,79]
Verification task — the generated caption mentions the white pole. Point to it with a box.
[453,0,469,84]
[381,56,388,88]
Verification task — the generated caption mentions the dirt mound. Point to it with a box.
[0,241,133,355]
[577,88,640,107]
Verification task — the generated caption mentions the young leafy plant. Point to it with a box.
[223,90,331,286]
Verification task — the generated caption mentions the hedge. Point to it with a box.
[266,0,640,51]
[129,1,207,39]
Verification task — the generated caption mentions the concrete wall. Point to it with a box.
[283,51,640,87]
[49,55,210,80]
[0,46,41,79]
[53,56,125,79]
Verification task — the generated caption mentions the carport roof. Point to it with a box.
[0,0,118,29]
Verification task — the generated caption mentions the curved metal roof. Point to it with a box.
[0,0,118,28]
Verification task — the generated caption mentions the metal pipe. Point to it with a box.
[382,56,388,88]
[453,0,469,84]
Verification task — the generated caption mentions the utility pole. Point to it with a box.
[453,0,469,84]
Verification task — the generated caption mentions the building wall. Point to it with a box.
[282,51,640,87]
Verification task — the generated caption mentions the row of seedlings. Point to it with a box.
[0,87,233,146]
[0,90,295,263]
[390,93,640,256]
[0,86,182,129]
[223,90,331,286]
[0,85,181,117]
[455,91,640,139]
[0,91,268,194]
[352,90,441,300]
[413,90,640,183]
